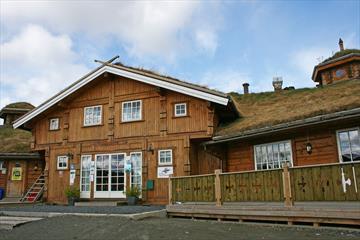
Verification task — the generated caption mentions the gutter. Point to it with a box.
[205,107,360,145]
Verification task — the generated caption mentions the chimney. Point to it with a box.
[243,83,249,94]
[339,38,344,51]
[272,77,283,92]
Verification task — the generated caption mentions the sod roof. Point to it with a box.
[215,78,360,137]
[0,127,32,153]
[4,102,34,109]
[322,49,360,63]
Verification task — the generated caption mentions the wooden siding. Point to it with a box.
[31,74,214,204]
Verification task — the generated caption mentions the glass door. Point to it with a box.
[130,152,142,195]
[80,155,91,198]
[94,154,126,198]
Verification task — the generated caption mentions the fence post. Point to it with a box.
[215,169,222,207]
[168,175,173,205]
[282,163,293,207]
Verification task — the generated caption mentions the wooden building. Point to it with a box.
[0,103,43,199]
[12,42,360,205]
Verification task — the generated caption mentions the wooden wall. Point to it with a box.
[225,121,358,172]
[31,73,215,204]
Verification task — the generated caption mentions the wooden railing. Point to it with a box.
[169,162,360,206]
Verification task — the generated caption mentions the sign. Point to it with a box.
[69,164,76,186]
[125,156,132,173]
[157,166,173,178]
[11,167,22,181]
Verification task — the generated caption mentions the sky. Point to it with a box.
[0,0,359,113]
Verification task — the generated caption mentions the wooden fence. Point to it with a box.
[169,162,360,206]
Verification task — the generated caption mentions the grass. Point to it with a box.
[217,79,360,136]
[322,49,360,63]
[4,102,34,109]
[0,127,32,153]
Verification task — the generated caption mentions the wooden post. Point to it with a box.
[168,175,173,205]
[215,169,222,207]
[282,163,293,207]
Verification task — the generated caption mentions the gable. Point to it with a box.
[14,64,229,129]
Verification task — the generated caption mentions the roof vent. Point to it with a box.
[272,77,283,92]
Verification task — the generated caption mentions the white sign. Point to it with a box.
[157,166,173,178]
[70,169,76,185]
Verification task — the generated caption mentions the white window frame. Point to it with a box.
[336,127,360,163]
[130,152,142,196]
[49,118,59,130]
[80,155,92,198]
[121,100,142,122]
[158,149,173,166]
[83,105,102,126]
[174,103,187,117]
[57,156,69,170]
[254,140,293,170]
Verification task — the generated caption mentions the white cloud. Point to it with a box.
[0,25,90,107]
[0,1,222,61]
[200,69,251,93]
[291,47,332,76]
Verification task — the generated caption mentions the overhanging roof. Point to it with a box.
[14,65,229,129]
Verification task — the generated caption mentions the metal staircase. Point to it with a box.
[20,173,45,203]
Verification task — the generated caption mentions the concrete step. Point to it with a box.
[0,216,42,230]
[74,201,123,207]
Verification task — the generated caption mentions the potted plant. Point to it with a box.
[125,186,141,205]
[65,186,80,206]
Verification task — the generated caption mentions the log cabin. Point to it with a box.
[0,103,43,200]
[12,41,360,205]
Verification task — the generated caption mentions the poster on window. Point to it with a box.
[11,167,22,181]
[157,166,173,178]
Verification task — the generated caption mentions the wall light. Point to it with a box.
[306,142,312,154]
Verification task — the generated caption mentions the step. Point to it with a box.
[74,201,122,207]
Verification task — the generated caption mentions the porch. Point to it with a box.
[167,162,360,227]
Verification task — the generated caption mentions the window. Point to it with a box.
[49,118,59,130]
[122,100,142,122]
[337,128,360,162]
[174,103,187,117]
[80,155,92,193]
[84,105,102,126]
[0,160,4,169]
[130,152,142,192]
[254,140,293,170]
[57,156,69,170]
[158,149,173,165]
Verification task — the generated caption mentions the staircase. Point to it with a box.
[20,173,45,203]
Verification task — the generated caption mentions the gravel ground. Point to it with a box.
[0,215,359,240]
[0,204,164,214]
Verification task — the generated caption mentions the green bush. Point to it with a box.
[65,186,80,199]
[125,186,141,198]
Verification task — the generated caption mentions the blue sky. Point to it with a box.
[0,0,359,112]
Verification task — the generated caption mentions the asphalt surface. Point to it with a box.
[0,215,359,240]
[0,204,164,214]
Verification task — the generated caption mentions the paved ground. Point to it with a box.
[0,215,359,240]
[0,204,164,214]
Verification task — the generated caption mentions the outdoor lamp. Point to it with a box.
[67,152,74,160]
[306,142,312,154]
[147,144,154,154]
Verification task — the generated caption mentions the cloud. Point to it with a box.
[0,25,90,108]
[200,69,251,93]
[291,47,332,76]
[0,1,222,61]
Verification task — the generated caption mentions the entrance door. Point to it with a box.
[80,155,91,198]
[6,161,25,197]
[94,154,126,198]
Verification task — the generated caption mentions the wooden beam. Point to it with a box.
[282,163,294,207]
[215,169,222,207]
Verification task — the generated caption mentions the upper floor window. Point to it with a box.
[57,156,69,170]
[337,128,360,162]
[174,103,187,117]
[122,100,142,122]
[84,105,102,126]
[158,149,173,165]
[49,118,59,130]
[254,140,293,170]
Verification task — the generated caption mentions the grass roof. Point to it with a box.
[0,127,32,153]
[322,49,360,63]
[216,79,360,137]
[4,102,34,110]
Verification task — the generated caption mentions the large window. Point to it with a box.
[158,149,173,165]
[84,105,102,126]
[254,140,293,170]
[57,156,69,170]
[337,128,360,162]
[130,152,142,192]
[122,100,142,122]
